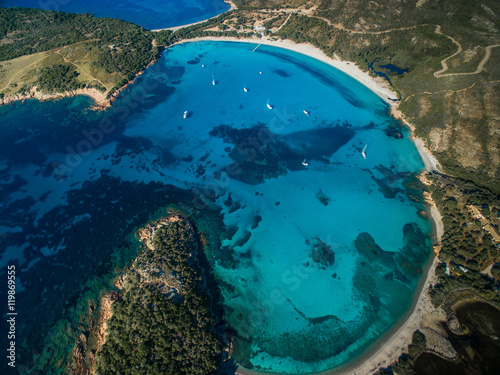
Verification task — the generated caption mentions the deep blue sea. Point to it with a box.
[0,41,433,373]
[0,0,230,29]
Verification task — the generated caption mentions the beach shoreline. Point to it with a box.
[173,35,398,104]
[232,257,441,375]
[0,87,109,108]
[3,30,445,375]
[171,35,443,180]
[160,36,444,375]
[151,0,236,32]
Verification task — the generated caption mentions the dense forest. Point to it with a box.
[0,7,158,67]
[96,218,224,375]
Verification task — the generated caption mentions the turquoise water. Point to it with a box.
[0,41,432,373]
[0,0,230,29]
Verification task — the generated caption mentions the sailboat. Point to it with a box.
[362,144,367,159]
[266,98,273,109]
[302,159,309,166]
[244,83,248,92]
[183,111,188,119]
[212,73,216,85]
[303,110,310,116]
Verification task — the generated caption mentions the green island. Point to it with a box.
[1,1,500,374]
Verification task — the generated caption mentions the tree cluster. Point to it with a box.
[96,220,224,375]
[35,64,80,93]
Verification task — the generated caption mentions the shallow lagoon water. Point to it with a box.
[0,41,432,373]
[0,0,230,30]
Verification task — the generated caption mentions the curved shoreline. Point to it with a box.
[151,0,236,32]
[161,37,443,375]
[233,259,440,375]
[2,28,445,375]
[172,35,398,103]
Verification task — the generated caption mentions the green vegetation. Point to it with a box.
[427,174,500,307]
[2,1,499,373]
[407,331,427,360]
[35,64,80,93]
[0,8,158,66]
[378,173,500,374]
[96,218,224,375]
[0,7,160,98]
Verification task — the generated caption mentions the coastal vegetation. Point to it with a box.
[0,7,159,100]
[2,2,499,191]
[378,172,500,374]
[95,216,224,375]
[427,173,500,306]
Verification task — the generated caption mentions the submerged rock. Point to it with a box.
[316,189,330,206]
[311,237,335,266]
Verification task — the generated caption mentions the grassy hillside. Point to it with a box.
[0,8,160,99]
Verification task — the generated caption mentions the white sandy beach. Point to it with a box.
[165,35,445,375]
[174,35,398,103]
[3,27,443,375]
[151,0,237,32]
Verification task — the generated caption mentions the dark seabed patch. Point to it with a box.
[273,68,292,77]
[258,47,373,109]
[209,124,355,184]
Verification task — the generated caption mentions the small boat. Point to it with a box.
[361,144,367,159]
[202,64,205,68]
[303,110,310,116]
[259,71,263,75]
[212,73,216,85]
[244,83,248,92]
[302,159,309,166]
[183,111,188,119]
[266,98,273,110]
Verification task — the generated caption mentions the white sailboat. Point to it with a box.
[362,144,367,159]
[212,73,216,85]
[183,111,188,119]
[266,97,273,109]
[303,110,310,116]
[302,159,309,166]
